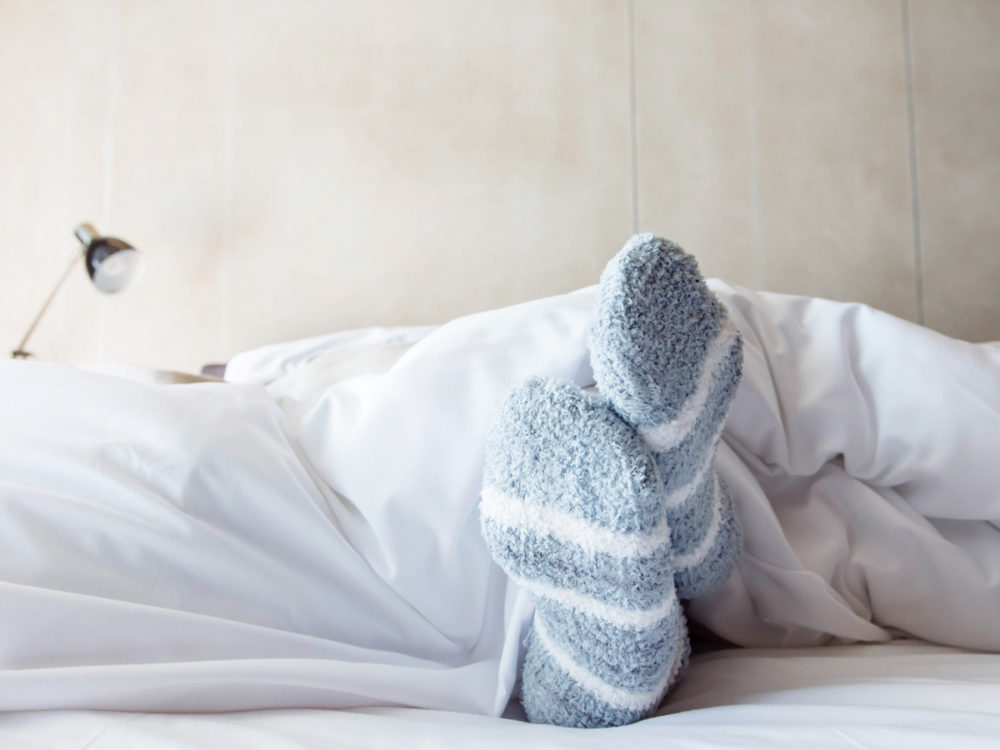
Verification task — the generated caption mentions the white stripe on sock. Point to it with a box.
[638,316,739,453]
[480,486,672,559]
[533,613,685,714]
[508,570,678,631]
[660,426,723,511]
[672,473,722,570]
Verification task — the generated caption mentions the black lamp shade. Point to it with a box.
[82,233,141,294]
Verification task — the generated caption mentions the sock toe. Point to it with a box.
[481,376,664,539]
[588,234,738,430]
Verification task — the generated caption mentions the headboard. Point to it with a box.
[2,1,997,373]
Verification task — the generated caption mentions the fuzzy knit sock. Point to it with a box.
[588,234,743,599]
[480,377,689,728]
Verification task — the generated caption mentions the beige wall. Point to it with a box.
[1,0,998,373]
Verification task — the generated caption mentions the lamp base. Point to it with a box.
[11,349,34,359]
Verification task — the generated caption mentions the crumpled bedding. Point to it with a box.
[0,281,997,716]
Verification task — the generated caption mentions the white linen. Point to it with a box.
[694,283,1000,649]
[2,642,999,750]
[0,282,997,717]
[223,325,436,385]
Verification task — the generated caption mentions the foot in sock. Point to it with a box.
[588,234,743,599]
[480,377,689,728]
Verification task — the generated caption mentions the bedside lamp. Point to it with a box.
[11,223,143,359]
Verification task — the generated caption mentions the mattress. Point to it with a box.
[1,641,998,749]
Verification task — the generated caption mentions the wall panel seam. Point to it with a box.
[628,0,639,234]
[221,0,237,358]
[745,0,763,291]
[901,0,925,325]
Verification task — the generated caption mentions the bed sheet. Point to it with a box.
[1,641,998,749]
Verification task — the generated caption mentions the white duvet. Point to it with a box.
[0,282,997,718]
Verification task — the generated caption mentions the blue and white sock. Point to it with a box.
[480,377,689,728]
[589,234,743,599]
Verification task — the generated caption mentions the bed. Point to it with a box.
[1,281,998,748]
[2,641,1000,749]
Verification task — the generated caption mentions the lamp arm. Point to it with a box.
[11,248,85,359]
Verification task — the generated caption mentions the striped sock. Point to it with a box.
[588,234,743,599]
[480,377,689,728]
